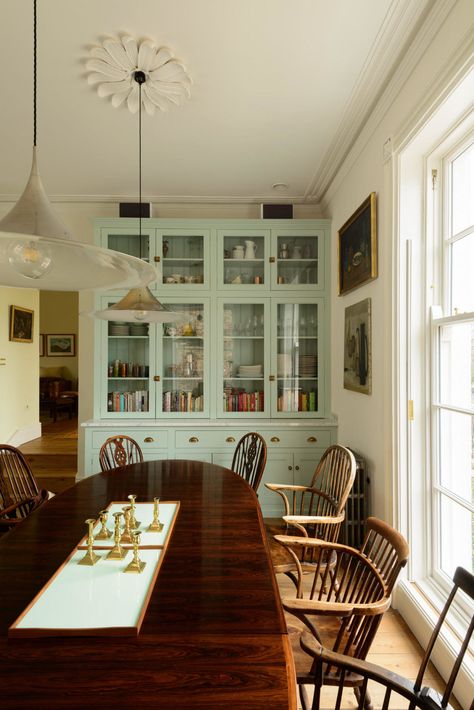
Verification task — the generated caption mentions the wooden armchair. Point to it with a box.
[0,445,49,532]
[299,565,473,710]
[265,444,356,573]
[99,435,144,472]
[276,517,409,709]
[231,432,267,492]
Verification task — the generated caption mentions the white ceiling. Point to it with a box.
[0,0,433,206]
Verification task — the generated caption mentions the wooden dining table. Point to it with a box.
[0,459,296,709]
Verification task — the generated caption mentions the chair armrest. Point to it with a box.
[284,595,391,617]
[265,483,317,493]
[283,513,344,526]
[300,632,419,698]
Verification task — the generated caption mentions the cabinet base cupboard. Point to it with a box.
[81,218,337,517]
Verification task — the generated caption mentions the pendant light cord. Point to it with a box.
[33,0,37,146]
[138,79,142,239]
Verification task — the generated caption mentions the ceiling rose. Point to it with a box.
[86,35,191,115]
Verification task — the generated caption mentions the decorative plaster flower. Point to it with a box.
[86,35,191,114]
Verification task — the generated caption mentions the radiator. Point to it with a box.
[340,450,369,549]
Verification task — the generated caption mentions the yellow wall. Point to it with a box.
[39,291,78,385]
[0,287,40,444]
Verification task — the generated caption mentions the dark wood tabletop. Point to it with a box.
[0,459,296,709]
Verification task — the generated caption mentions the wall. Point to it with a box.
[323,0,473,525]
[39,291,78,385]
[0,286,40,444]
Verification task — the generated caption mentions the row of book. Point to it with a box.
[278,389,317,412]
[107,390,149,412]
[162,390,204,412]
[223,388,265,412]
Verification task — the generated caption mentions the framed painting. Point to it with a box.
[9,306,34,343]
[343,298,372,394]
[338,192,377,295]
[46,334,75,357]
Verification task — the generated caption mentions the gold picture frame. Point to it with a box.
[338,192,377,295]
[46,334,75,357]
[343,298,372,394]
[9,305,34,343]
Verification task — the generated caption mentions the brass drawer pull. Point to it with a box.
[271,436,280,443]
[226,437,235,443]
[307,436,317,443]
[189,437,199,443]
[144,437,154,443]
[288,465,292,471]
[295,465,300,471]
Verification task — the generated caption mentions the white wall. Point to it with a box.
[0,286,40,444]
[40,291,78,384]
[323,0,474,523]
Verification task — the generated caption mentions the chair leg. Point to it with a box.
[354,684,373,710]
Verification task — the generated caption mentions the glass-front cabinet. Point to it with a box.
[217,299,270,416]
[94,218,330,421]
[98,295,209,418]
[273,299,323,416]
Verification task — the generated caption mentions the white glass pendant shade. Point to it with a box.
[93,286,184,323]
[0,148,155,290]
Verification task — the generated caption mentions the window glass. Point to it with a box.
[451,143,474,236]
[438,409,473,502]
[439,321,474,409]
[438,494,473,577]
[451,235,474,313]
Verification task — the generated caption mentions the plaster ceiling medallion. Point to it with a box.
[86,35,191,115]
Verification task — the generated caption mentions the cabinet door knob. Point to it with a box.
[189,437,199,443]
[295,465,300,471]
[271,436,280,443]
[154,256,161,262]
[269,256,276,263]
[153,375,160,382]
[307,436,317,443]
[288,465,293,471]
[144,437,154,443]
[226,436,235,443]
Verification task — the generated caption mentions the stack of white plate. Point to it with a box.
[238,364,262,378]
[130,324,148,336]
[277,353,292,377]
[298,354,317,376]
[109,323,130,336]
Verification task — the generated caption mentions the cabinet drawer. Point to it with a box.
[91,429,168,450]
[175,430,249,449]
[264,429,332,449]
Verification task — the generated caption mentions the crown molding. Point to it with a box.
[306,0,456,205]
[0,193,320,207]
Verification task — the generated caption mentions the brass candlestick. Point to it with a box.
[120,506,134,544]
[106,512,128,560]
[78,519,101,566]
[128,494,141,528]
[95,509,113,540]
[148,497,164,532]
[124,530,146,574]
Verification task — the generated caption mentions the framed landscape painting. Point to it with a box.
[46,334,75,357]
[338,192,377,295]
[9,305,34,343]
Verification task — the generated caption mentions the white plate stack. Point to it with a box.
[109,322,130,336]
[298,354,317,377]
[238,364,262,378]
[277,353,292,377]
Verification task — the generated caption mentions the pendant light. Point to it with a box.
[93,72,182,324]
[0,0,154,291]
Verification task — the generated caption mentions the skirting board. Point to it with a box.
[8,422,41,448]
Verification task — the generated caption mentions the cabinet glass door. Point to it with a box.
[273,300,322,416]
[104,303,154,418]
[159,230,208,288]
[218,298,269,417]
[217,230,269,289]
[160,300,208,416]
[272,231,323,290]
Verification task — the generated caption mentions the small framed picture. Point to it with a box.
[9,306,34,343]
[39,334,45,357]
[338,192,377,295]
[344,298,372,394]
[46,334,75,357]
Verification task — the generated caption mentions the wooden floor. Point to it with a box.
[17,425,456,708]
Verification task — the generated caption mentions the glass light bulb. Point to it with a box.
[8,240,52,279]
[134,310,148,321]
